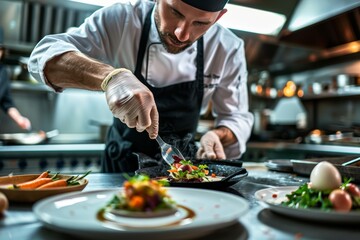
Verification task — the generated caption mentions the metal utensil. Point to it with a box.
[341,156,360,166]
[156,135,185,166]
[0,129,59,145]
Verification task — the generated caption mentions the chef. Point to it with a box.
[0,29,31,131]
[28,0,254,172]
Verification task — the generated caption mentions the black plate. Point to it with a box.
[135,159,248,190]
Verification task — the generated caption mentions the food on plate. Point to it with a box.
[0,192,8,214]
[309,161,341,191]
[103,175,177,217]
[167,157,220,183]
[8,170,90,190]
[282,161,360,212]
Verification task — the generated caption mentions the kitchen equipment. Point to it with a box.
[265,159,294,172]
[89,119,111,142]
[156,135,185,166]
[0,144,103,174]
[291,156,360,182]
[0,129,59,145]
[305,129,360,145]
[341,156,360,166]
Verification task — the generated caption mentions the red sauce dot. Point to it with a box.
[272,193,278,198]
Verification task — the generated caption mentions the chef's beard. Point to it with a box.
[154,8,192,54]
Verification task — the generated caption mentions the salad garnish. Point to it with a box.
[167,157,216,183]
[282,178,360,212]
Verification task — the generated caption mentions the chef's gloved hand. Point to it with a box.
[196,131,226,160]
[102,68,158,139]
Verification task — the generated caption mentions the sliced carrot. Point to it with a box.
[191,165,199,170]
[129,195,144,209]
[15,178,53,189]
[36,179,68,189]
[211,173,216,178]
[167,169,178,173]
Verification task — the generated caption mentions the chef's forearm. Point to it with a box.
[44,51,114,91]
[212,126,237,147]
[7,107,21,121]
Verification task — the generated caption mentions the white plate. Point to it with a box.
[255,186,360,224]
[33,187,249,240]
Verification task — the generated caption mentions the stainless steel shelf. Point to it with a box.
[0,144,105,158]
[301,87,360,100]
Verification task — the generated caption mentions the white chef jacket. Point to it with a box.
[28,0,254,159]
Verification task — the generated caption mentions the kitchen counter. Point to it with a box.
[247,141,360,155]
[1,163,359,240]
[245,141,360,162]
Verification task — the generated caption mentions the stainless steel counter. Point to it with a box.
[245,141,360,162]
[247,141,360,155]
[1,164,359,240]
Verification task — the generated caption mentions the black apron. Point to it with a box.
[102,7,204,173]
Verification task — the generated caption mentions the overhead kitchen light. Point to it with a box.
[69,0,128,7]
[218,4,286,36]
[70,1,286,35]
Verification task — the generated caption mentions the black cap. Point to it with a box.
[181,0,229,12]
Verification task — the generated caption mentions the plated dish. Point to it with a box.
[33,188,249,240]
[103,175,177,218]
[255,186,360,224]
[0,173,88,203]
[135,159,248,189]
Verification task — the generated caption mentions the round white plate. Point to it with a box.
[33,187,249,240]
[255,186,360,224]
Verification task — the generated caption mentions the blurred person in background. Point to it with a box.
[28,0,253,172]
[0,29,31,131]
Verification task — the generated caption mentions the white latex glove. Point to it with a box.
[196,131,226,160]
[104,69,158,138]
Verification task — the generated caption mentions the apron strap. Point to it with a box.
[134,8,152,76]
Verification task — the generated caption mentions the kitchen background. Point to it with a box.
[1,0,360,173]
